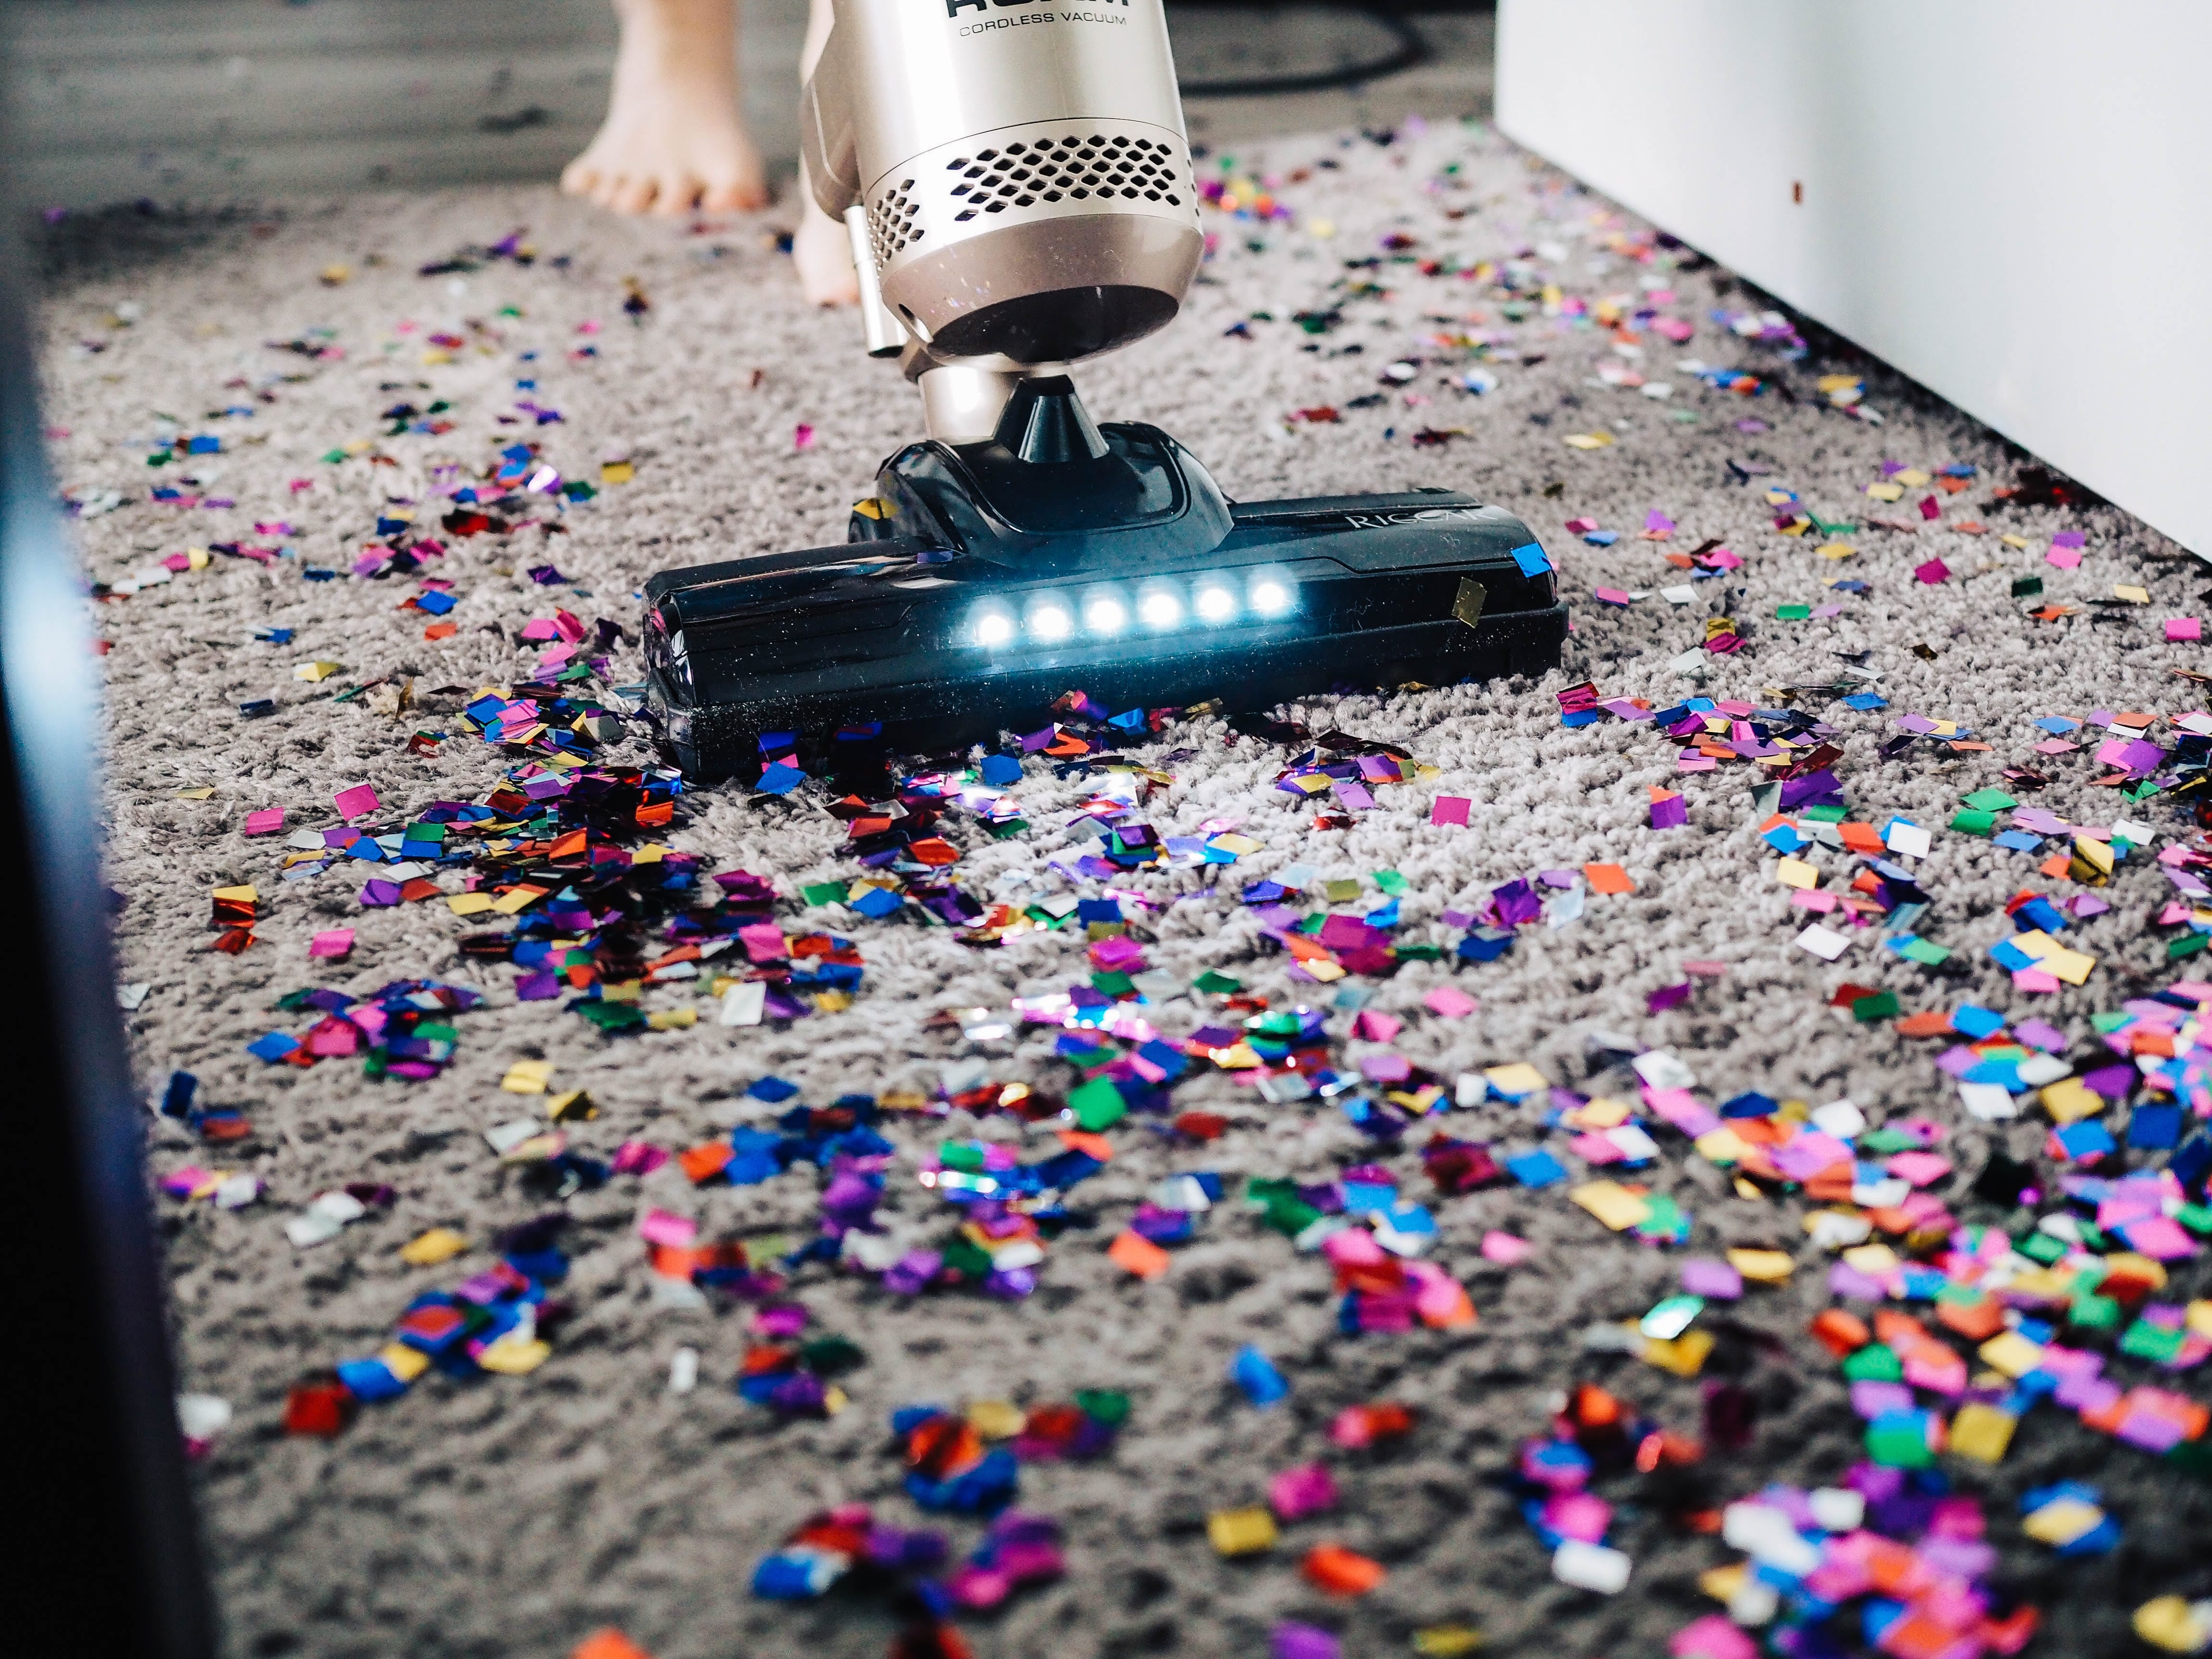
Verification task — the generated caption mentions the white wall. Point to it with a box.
[1496,0,2212,556]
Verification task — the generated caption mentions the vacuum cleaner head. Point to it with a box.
[641,379,1564,782]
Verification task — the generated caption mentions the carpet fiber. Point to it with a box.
[36,119,2211,1659]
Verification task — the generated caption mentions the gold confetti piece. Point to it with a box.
[293,661,343,681]
[319,264,351,286]
[547,1089,596,1122]
[446,892,495,915]
[2023,1498,2105,1546]
[1816,541,1857,559]
[2132,1597,2210,1653]
[1842,1242,1900,1275]
[1563,432,1615,450]
[1483,1062,1550,1095]
[1775,857,1819,890]
[500,1060,554,1094]
[2114,585,2150,604]
[1412,1629,1482,1656]
[647,1007,698,1031]
[1726,1248,1795,1283]
[1640,1328,1715,1376]
[1207,1507,1278,1556]
[174,785,215,800]
[1948,1402,2017,1463]
[1698,1563,1749,1603]
[474,1337,552,1375]
[1571,1181,1652,1232]
[966,1399,1027,1440]
[1977,1332,2045,1378]
[378,1343,432,1382]
[600,460,635,485]
[1695,1126,1750,1165]
[399,1227,469,1266]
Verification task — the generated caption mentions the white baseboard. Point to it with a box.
[1497,0,2211,556]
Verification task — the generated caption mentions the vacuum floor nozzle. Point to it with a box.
[642,389,1564,781]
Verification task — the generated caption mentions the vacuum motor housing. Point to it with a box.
[802,0,1205,364]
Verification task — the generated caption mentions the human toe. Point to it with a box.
[651,174,704,217]
[702,168,769,212]
[610,174,661,215]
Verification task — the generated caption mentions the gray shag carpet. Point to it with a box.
[34,119,2211,1659]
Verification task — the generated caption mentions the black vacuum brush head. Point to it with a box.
[641,381,1565,781]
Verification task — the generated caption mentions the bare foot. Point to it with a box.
[563,0,767,217]
[793,198,861,307]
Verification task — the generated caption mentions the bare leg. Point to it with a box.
[792,0,861,305]
[562,0,767,217]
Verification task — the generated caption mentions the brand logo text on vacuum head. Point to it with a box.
[945,0,1126,15]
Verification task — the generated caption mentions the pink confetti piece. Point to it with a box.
[332,781,381,819]
[1480,1230,1533,1265]
[2166,618,2201,642]
[243,808,286,836]
[794,423,817,451]
[308,928,354,959]
[1430,796,1470,827]
[1423,986,1478,1019]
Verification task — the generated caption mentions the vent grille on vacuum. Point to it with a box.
[866,179,923,266]
[940,132,1187,223]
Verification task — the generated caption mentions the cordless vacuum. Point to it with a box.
[640,0,1566,781]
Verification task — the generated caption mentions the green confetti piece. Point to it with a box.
[1859,1127,1922,1154]
[1776,603,1812,621]
[1075,1389,1131,1426]
[802,880,848,906]
[1897,937,1952,965]
[941,1235,995,1278]
[1949,808,1996,837]
[2168,933,2209,960]
[1851,990,1899,1022]
[1864,1417,1935,1468]
[1067,1075,1128,1131]
[1371,869,1410,896]
[1842,1345,1906,1385]
[1193,970,1242,994]
[2119,1320,2186,1364]
[1801,804,1847,823]
[1089,970,1134,998]
[2011,575,2044,597]
[1961,788,2017,811]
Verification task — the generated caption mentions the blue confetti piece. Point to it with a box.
[247,1031,299,1063]
[852,886,903,919]
[756,761,806,795]
[1231,1344,1289,1407]
[978,753,1022,787]
[1505,1148,1567,1189]
[1951,1004,2005,1040]
[1510,541,1554,576]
